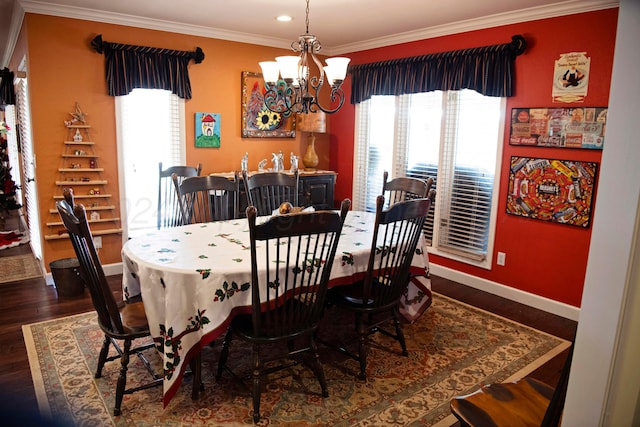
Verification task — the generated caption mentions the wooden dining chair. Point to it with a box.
[243,170,299,216]
[321,195,432,380]
[450,341,574,427]
[158,162,202,228]
[382,170,434,208]
[56,188,201,415]
[173,173,240,223]
[216,199,351,423]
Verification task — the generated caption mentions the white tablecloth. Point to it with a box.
[121,211,431,405]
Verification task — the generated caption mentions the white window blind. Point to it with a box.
[116,89,185,238]
[354,89,503,267]
[15,78,43,261]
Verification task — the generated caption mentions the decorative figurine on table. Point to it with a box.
[271,151,284,172]
[258,159,267,172]
[241,152,249,173]
[278,151,285,171]
[290,152,299,172]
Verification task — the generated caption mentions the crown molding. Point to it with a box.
[10,0,620,62]
[18,0,293,49]
[329,0,619,55]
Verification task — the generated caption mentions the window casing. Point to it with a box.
[116,89,185,239]
[353,89,505,268]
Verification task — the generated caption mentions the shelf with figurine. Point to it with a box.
[45,102,121,241]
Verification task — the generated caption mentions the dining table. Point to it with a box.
[121,210,432,406]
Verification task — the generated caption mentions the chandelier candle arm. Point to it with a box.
[258,0,350,115]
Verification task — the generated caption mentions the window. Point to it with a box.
[353,89,504,268]
[116,89,185,239]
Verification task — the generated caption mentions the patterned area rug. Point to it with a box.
[23,293,569,426]
[0,253,42,284]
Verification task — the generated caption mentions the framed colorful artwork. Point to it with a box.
[195,112,221,148]
[506,156,598,228]
[509,107,607,150]
[241,71,295,138]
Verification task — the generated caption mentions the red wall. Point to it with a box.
[330,9,618,307]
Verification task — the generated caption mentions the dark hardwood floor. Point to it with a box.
[0,213,577,425]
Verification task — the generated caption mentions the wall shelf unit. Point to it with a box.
[45,116,122,241]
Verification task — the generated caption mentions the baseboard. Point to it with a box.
[430,264,580,321]
[45,262,123,286]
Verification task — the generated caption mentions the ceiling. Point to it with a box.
[0,0,618,67]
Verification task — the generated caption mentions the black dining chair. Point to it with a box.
[382,170,434,208]
[243,170,299,216]
[174,173,240,223]
[216,199,351,423]
[158,162,202,228]
[320,195,432,380]
[57,188,201,415]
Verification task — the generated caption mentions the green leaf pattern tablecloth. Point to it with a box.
[121,211,431,405]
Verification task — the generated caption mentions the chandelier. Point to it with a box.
[259,0,350,115]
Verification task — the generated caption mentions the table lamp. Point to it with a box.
[297,111,326,170]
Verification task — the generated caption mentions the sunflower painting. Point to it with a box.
[241,71,295,138]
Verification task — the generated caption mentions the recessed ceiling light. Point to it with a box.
[276,15,292,22]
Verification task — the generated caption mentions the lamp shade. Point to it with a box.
[259,61,280,84]
[297,111,326,133]
[324,57,351,83]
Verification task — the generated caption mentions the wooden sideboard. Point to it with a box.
[211,170,337,217]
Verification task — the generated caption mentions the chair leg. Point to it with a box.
[309,335,329,397]
[393,310,408,356]
[356,314,368,381]
[216,328,232,381]
[114,339,132,416]
[189,353,203,400]
[95,335,111,379]
[252,343,262,424]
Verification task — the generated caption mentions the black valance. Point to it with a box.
[0,68,15,105]
[91,35,205,100]
[349,35,526,104]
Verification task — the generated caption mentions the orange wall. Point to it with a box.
[330,9,618,307]
[19,14,331,269]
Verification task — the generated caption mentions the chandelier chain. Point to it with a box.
[305,0,310,34]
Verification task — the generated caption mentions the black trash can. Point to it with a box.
[50,258,85,298]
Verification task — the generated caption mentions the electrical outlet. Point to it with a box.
[497,252,506,266]
[94,236,102,249]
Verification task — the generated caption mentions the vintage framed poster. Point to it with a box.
[506,156,598,228]
[241,71,295,138]
[195,112,220,148]
[509,107,607,150]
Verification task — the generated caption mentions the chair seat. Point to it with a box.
[328,280,400,311]
[450,377,555,427]
[118,301,149,334]
[229,299,319,342]
[328,281,373,306]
